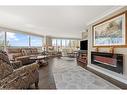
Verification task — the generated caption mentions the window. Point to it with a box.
[57,39,61,47]
[52,38,80,48]
[70,40,75,47]
[52,39,57,46]
[66,40,70,47]
[0,31,5,50]
[30,35,43,47]
[62,39,66,47]
[7,32,29,47]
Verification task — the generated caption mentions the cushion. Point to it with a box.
[0,50,10,65]
[26,49,32,55]
[22,49,32,56]
[31,48,38,54]
[21,49,27,56]
[12,53,22,60]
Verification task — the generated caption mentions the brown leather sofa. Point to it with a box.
[0,50,39,89]
[7,48,42,65]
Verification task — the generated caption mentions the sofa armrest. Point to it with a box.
[17,63,39,72]
[15,56,30,65]
[0,63,39,89]
[10,61,22,69]
[15,56,29,60]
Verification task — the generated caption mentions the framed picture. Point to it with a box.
[93,12,126,47]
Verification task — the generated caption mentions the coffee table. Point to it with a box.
[30,56,48,66]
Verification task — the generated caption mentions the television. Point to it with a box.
[80,40,88,50]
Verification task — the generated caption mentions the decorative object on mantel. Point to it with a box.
[109,47,114,54]
[95,47,99,52]
[92,12,126,47]
[91,51,123,74]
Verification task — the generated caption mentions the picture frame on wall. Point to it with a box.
[92,12,126,47]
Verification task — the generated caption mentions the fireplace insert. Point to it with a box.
[91,51,123,74]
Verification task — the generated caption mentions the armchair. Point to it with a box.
[0,50,39,89]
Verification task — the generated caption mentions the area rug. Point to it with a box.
[52,57,119,89]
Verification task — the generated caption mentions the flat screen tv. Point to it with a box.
[80,40,88,50]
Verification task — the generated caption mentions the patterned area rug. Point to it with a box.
[52,57,119,89]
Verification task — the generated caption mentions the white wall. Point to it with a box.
[87,6,127,84]
[82,31,88,40]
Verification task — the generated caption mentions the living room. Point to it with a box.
[0,1,127,94]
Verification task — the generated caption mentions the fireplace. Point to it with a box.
[91,52,123,74]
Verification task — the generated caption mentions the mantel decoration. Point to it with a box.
[109,47,114,53]
[95,47,99,52]
[93,12,126,47]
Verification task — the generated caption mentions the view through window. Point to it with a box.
[0,30,44,50]
[7,32,29,48]
[30,35,43,47]
[52,38,80,49]
[30,35,43,51]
